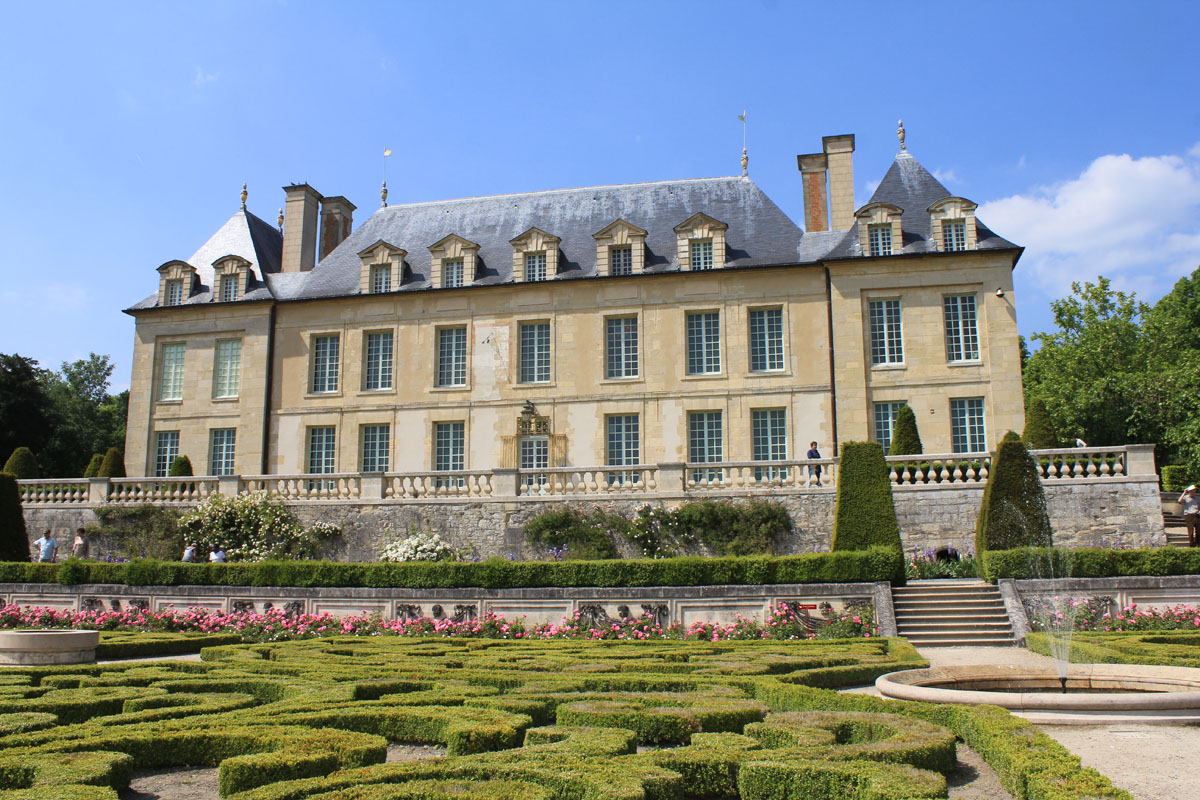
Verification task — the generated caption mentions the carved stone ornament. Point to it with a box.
[396,604,423,621]
[452,604,477,622]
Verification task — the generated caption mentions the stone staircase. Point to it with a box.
[1165,526,1191,547]
[892,579,1016,646]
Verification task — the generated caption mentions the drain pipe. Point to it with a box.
[260,302,277,474]
[824,265,838,456]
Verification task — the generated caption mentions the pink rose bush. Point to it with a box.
[1026,595,1200,633]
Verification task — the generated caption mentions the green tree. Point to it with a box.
[1022,396,1059,449]
[97,447,125,479]
[0,354,52,461]
[0,473,28,561]
[1136,268,1200,473]
[38,354,127,477]
[886,406,923,456]
[975,432,1053,554]
[2,447,40,479]
[168,456,193,477]
[831,441,901,552]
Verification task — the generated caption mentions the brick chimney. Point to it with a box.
[796,152,829,233]
[281,184,322,273]
[823,134,856,231]
[319,196,356,260]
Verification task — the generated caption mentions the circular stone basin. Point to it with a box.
[0,629,100,666]
[876,663,1200,724]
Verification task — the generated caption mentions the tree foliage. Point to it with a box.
[1021,397,1059,449]
[0,473,28,562]
[831,441,901,552]
[83,454,104,479]
[0,354,52,461]
[2,447,40,479]
[886,405,923,456]
[98,447,126,479]
[975,432,1053,554]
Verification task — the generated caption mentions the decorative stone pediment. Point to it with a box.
[673,213,728,270]
[357,240,407,293]
[156,260,199,306]
[510,228,561,281]
[854,203,903,257]
[211,255,254,302]
[927,196,979,252]
[593,219,647,276]
[428,234,480,288]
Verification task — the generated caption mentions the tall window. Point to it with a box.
[311,335,340,393]
[749,308,784,372]
[605,317,638,379]
[443,259,464,288]
[868,224,893,256]
[154,431,179,477]
[689,239,713,270]
[686,312,721,375]
[370,264,391,293]
[165,279,183,306]
[606,414,640,485]
[219,274,239,302]
[434,421,465,488]
[610,246,633,276]
[688,411,723,483]
[520,435,549,490]
[943,295,980,362]
[751,409,787,481]
[214,339,241,398]
[524,252,547,282]
[519,322,551,383]
[943,220,967,252]
[209,428,236,476]
[437,327,467,387]
[950,397,987,453]
[307,426,337,488]
[364,331,393,391]
[873,401,907,452]
[360,424,390,472]
[159,343,186,401]
[868,299,904,365]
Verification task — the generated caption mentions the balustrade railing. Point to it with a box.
[14,445,1149,506]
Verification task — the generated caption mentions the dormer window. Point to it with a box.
[357,241,406,294]
[674,213,728,271]
[157,260,198,308]
[927,197,979,252]
[443,259,464,288]
[166,280,183,306]
[854,202,903,257]
[211,255,253,304]
[219,274,240,302]
[510,228,560,282]
[428,234,480,289]
[592,219,647,276]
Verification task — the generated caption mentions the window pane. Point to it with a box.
[873,401,906,452]
[307,427,336,474]
[943,220,967,252]
[610,246,632,276]
[443,259,464,288]
[365,331,393,390]
[686,312,720,375]
[520,435,549,489]
[751,409,787,481]
[868,300,904,365]
[606,414,640,485]
[371,265,391,293]
[209,428,236,475]
[525,252,547,282]
[214,339,241,398]
[519,322,550,383]
[159,343,186,401]
[166,279,183,306]
[154,431,179,477]
[437,327,467,387]
[944,295,979,362]
[311,335,340,392]
[605,317,638,379]
[950,397,986,453]
[749,309,784,371]
[688,411,723,483]
[360,424,390,472]
[689,239,713,270]
[868,224,893,256]
[434,422,465,488]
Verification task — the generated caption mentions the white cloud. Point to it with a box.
[1017,155,1027,170]
[932,168,961,185]
[978,146,1200,300]
[193,66,218,86]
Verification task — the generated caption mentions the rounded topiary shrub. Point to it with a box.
[831,442,901,552]
[168,456,193,477]
[0,473,29,562]
[2,447,39,480]
[83,453,104,479]
[97,447,125,479]
[1022,396,1059,450]
[976,431,1053,554]
[886,406,923,456]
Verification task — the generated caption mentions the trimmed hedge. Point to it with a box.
[83,454,104,479]
[1022,396,1060,449]
[0,473,28,563]
[2,447,39,479]
[831,442,901,552]
[886,405,923,456]
[976,431,1052,554]
[1161,465,1198,493]
[96,448,124,479]
[982,545,1200,580]
[0,546,906,588]
[168,456,193,477]
[1026,631,1200,667]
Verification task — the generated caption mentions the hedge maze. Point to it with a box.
[0,636,1129,800]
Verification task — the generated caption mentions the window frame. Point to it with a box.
[518,320,552,384]
[942,219,967,252]
[689,239,714,271]
[310,334,341,394]
[154,430,180,478]
[165,279,184,306]
[685,311,722,376]
[604,316,639,380]
[360,424,390,473]
[748,307,785,373]
[443,258,464,289]
[609,245,633,276]
[688,410,724,484]
[873,401,907,452]
[868,298,904,366]
[524,252,547,282]
[519,434,550,490]
[433,421,465,488]
[370,264,392,294]
[363,330,394,392]
[751,408,788,482]
[943,294,981,363]
[219,274,239,303]
[158,342,186,401]
[307,426,337,489]
[950,397,987,454]
[213,338,242,399]
[868,223,893,257]
[436,326,468,388]
[605,414,640,486]
[209,428,237,476]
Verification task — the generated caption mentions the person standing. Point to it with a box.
[807,441,822,487]
[71,528,89,558]
[1181,485,1200,548]
[182,543,198,562]
[209,546,226,563]
[33,530,58,562]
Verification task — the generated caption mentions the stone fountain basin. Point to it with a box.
[0,629,100,665]
[876,663,1200,717]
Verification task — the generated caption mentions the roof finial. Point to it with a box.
[381,180,388,208]
[277,208,284,233]
[240,182,248,210]
[738,110,748,176]
[897,119,906,152]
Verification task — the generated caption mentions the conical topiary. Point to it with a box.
[1022,396,1059,450]
[168,455,193,477]
[97,447,125,479]
[831,441,902,552]
[2,447,39,480]
[0,473,29,562]
[83,454,104,478]
[887,405,923,456]
[976,431,1053,554]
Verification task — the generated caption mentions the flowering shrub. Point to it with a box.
[905,548,978,579]
[1025,595,1200,632]
[179,493,340,561]
[380,531,457,562]
[0,602,877,643]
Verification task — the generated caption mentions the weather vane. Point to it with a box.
[738,111,748,176]
[381,148,391,208]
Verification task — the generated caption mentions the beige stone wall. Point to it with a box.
[829,250,1024,453]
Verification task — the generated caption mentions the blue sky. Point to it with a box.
[3,1,1199,391]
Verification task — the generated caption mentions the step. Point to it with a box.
[902,631,1016,642]
[893,597,1005,608]
[895,613,1012,624]
[892,592,1003,604]
[907,638,1018,647]
[899,625,1013,635]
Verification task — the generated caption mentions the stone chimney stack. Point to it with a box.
[796,152,829,233]
[319,196,356,260]
[281,184,323,273]
[823,134,856,231]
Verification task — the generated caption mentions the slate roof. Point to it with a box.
[824,152,1018,259]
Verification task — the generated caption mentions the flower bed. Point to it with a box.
[1023,596,1200,633]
